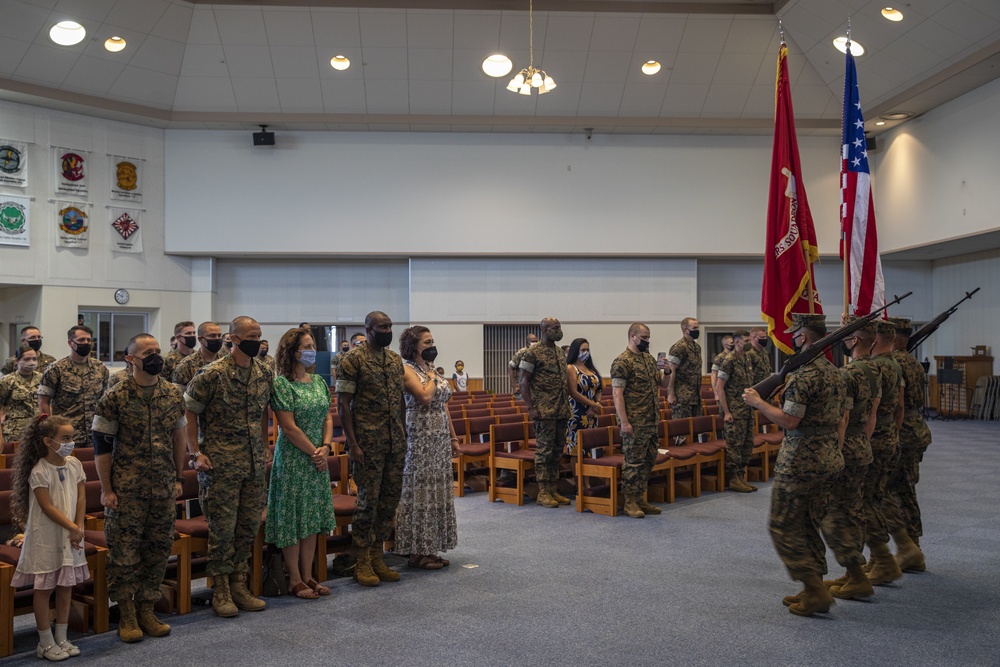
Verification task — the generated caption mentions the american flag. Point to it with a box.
[112,212,138,239]
[840,46,885,316]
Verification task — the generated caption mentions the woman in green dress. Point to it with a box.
[267,328,337,599]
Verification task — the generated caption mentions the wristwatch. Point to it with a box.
[188,452,201,468]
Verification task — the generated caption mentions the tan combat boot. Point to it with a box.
[136,601,171,637]
[892,530,926,572]
[211,577,239,618]
[635,496,661,515]
[369,546,401,583]
[728,476,754,493]
[353,550,380,587]
[116,599,144,643]
[830,565,875,600]
[867,543,904,585]
[823,572,850,588]
[740,472,759,492]
[788,574,835,617]
[623,495,645,519]
[548,484,571,506]
[230,573,267,611]
[782,592,801,607]
[536,486,559,508]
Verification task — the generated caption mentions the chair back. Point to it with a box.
[0,468,14,492]
[489,422,529,452]
[81,459,99,482]
[690,415,717,440]
[497,412,527,425]
[468,415,498,442]
[464,408,492,419]
[72,447,95,461]
[577,427,612,455]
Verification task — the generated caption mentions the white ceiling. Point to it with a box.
[0,0,999,134]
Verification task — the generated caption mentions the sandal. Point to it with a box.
[431,555,450,567]
[290,581,319,599]
[306,579,331,596]
[408,554,444,570]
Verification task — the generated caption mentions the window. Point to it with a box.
[483,324,538,393]
[78,310,149,363]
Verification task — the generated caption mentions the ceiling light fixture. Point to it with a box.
[641,60,661,76]
[104,36,126,52]
[880,111,913,120]
[330,55,350,71]
[881,7,904,22]
[482,54,513,78]
[875,120,886,126]
[833,36,865,56]
[506,0,555,96]
[49,20,86,46]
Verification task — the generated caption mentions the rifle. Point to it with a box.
[752,291,913,400]
[907,287,980,352]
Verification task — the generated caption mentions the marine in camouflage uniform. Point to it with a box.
[184,328,273,612]
[0,326,56,376]
[0,365,42,442]
[508,333,539,394]
[717,331,757,491]
[886,317,932,571]
[161,347,190,385]
[747,328,773,384]
[38,355,110,443]
[108,366,131,389]
[666,318,703,420]
[862,319,905,585]
[611,323,669,518]
[744,313,846,616]
[0,351,56,376]
[172,347,219,390]
[519,319,572,508]
[820,320,879,599]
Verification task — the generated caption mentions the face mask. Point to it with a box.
[636,339,650,353]
[237,339,262,358]
[341,346,350,353]
[140,353,164,376]
[181,335,197,349]
[793,335,805,353]
[421,346,439,363]
[724,345,734,352]
[19,361,37,374]
[73,343,91,358]
[841,340,856,358]
[298,349,317,367]
[371,330,393,348]
[51,440,75,457]
[549,328,564,342]
[688,329,700,340]
[205,339,224,354]
[27,339,42,352]
[456,365,464,373]
[759,338,769,348]
[258,349,268,358]
[578,350,590,362]
[225,340,234,349]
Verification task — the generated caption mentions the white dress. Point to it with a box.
[11,456,91,588]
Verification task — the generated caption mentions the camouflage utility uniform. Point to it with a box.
[611,349,664,497]
[335,344,406,550]
[886,347,932,539]
[108,367,130,389]
[863,349,903,550]
[172,351,217,391]
[1,351,56,376]
[184,356,273,578]
[667,337,702,419]
[748,346,772,384]
[520,344,571,483]
[0,369,42,441]
[770,356,846,580]
[161,348,191,386]
[38,356,110,443]
[717,350,756,480]
[93,376,186,604]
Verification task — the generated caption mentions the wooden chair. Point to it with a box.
[595,413,617,428]
[609,426,674,505]
[452,417,490,498]
[497,412,528,425]
[574,427,620,516]
[751,411,784,482]
[488,421,534,506]
[659,419,701,498]
[317,454,354,581]
[467,415,497,445]
[689,415,727,492]
[463,407,492,419]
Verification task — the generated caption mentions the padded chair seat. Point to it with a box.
[495,448,535,461]
[84,530,107,548]
[654,452,671,465]
[755,433,784,446]
[587,454,625,467]
[174,517,210,538]
[685,441,726,455]
[0,543,20,566]
[457,443,490,457]
[666,447,697,460]
[332,494,356,517]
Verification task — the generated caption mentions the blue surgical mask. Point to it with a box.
[578,351,590,362]
[57,441,75,457]
[298,350,317,367]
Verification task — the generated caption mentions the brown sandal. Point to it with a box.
[306,579,331,596]
[431,555,450,567]
[408,554,444,570]
[290,581,319,599]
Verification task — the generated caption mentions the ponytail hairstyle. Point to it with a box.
[10,414,72,527]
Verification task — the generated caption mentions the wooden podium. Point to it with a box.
[935,355,994,417]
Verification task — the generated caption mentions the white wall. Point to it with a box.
[165,130,846,257]
[926,249,999,373]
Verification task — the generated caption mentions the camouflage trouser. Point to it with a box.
[670,400,702,420]
[199,469,266,577]
[533,419,567,483]
[621,425,658,496]
[723,416,754,478]
[770,472,836,580]
[351,437,406,549]
[820,463,868,569]
[1,417,31,443]
[104,495,175,603]
[884,447,925,538]
[862,445,900,548]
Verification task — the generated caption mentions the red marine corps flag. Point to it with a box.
[761,41,823,354]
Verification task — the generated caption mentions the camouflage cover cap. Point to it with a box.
[845,315,878,334]
[784,313,827,334]
[888,316,912,332]
[875,320,897,335]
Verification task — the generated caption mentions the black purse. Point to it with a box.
[261,544,289,597]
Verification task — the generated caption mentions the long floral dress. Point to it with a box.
[266,374,337,548]
[567,366,600,453]
[394,361,458,555]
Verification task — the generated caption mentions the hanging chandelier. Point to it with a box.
[506,0,556,95]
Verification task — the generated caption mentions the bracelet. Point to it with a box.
[175,476,184,483]
[450,437,460,442]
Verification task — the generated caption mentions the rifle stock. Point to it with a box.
[907,287,980,352]
[751,291,912,401]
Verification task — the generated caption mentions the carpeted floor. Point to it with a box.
[8,420,1000,666]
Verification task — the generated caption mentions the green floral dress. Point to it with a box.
[266,374,337,548]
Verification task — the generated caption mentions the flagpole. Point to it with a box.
[843,19,852,318]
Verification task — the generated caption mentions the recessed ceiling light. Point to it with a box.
[49,20,86,46]
[880,111,913,120]
[482,54,513,78]
[641,60,662,76]
[833,36,865,56]
[881,7,904,22]
[330,55,350,71]
[104,36,126,52]
[875,120,886,126]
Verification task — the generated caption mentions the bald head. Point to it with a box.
[365,311,390,329]
[628,322,649,338]
[230,316,259,337]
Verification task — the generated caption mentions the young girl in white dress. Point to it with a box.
[10,414,90,661]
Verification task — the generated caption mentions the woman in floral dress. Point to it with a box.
[565,338,603,453]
